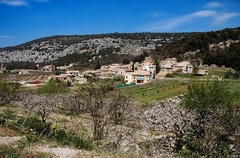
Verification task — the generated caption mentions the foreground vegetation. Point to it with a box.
[0,70,240,157]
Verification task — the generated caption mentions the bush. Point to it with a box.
[178,81,240,157]
[165,73,174,78]
[51,123,93,150]
[224,70,240,79]
[17,117,51,135]
[37,79,67,94]
[0,145,20,158]
[72,136,92,150]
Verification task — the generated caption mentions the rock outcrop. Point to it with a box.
[0,34,182,63]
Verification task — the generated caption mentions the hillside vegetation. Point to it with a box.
[0,75,240,157]
[152,27,240,69]
[1,27,240,71]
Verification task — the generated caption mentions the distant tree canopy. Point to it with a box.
[203,42,240,71]
[4,61,37,70]
[134,51,149,63]
[122,58,130,64]
[150,27,240,70]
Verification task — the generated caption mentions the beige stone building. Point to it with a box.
[124,70,150,84]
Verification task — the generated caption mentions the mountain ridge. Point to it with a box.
[1,27,240,70]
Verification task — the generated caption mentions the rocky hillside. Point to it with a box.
[1,27,239,70]
[0,33,189,64]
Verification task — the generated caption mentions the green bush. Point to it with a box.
[224,70,240,79]
[72,136,92,150]
[0,145,20,158]
[17,117,51,135]
[1,107,17,121]
[178,81,239,157]
[165,73,174,78]
[37,78,67,94]
[51,123,93,150]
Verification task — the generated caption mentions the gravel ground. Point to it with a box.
[0,136,90,158]
[0,136,22,145]
[35,146,83,158]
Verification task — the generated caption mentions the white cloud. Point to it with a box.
[143,10,239,31]
[0,0,28,6]
[191,10,217,18]
[141,1,240,31]
[0,35,13,38]
[0,0,49,6]
[205,2,225,9]
[146,15,191,31]
[213,12,240,25]
[34,0,49,2]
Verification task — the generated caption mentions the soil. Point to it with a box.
[0,134,91,158]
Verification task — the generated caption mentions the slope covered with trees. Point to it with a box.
[151,27,240,67]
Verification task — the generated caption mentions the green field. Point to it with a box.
[123,78,240,105]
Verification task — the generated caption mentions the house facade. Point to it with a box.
[125,70,150,84]
[157,58,194,77]
[174,61,193,73]
[66,70,80,77]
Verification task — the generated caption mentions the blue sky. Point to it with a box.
[0,0,240,47]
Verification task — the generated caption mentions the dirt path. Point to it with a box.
[0,136,22,145]
[0,136,92,158]
[35,146,87,158]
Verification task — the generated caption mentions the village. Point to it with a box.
[0,57,209,87]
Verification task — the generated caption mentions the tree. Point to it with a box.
[226,42,240,72]
[76,82,133,141]
[122,58,130,64]
[0,78,19,105]
[37,78,67,94]
[154,58,161,74]
[94,59,101,70]
[21,93,58,123]
[78,83,109,140]
[178,81,240,157]
[107,91,133,125]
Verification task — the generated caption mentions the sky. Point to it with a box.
[0,0,240,47]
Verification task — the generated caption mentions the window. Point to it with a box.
[137,75,144,80]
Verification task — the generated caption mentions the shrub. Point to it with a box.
[224,70,240,79]
[0,145,20,158]
[17,117,51,135]
[72,136,93,150]
[178,81,240,157]
[51,124,70,144]
[165,73,174,78]
[51,123,93,150]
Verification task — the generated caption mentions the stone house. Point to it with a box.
[53,74,71,82]
[42,65,55,72]
[196,69,209,75]
[159,58,193,74]
[74,75,88,84]
[19,69,29,74]
[160,63,173,73]
[66,70,80,77]
[124,70,150,84]
[174,61,193,73]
